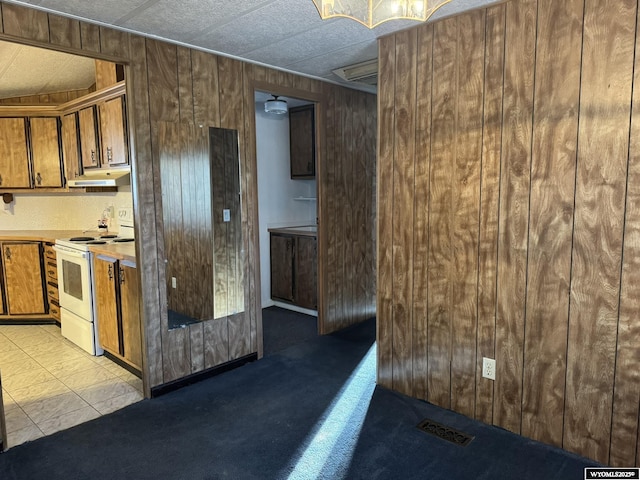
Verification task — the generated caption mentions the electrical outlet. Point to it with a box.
[482,357,496,380]
[171,277,177,289]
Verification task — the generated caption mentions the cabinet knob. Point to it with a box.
[0,174,3,186]
[119,266,125,285]
[36,172,42,185]
[107,147,113,163]
[91,150,96,164]
[5,247,10,260]
[108,264,113,281]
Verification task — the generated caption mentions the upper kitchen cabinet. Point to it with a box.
[78,106,100,169]
[98,96,128,167]
[0,118,29,188]
[29,117,64,188]
[61,113,81,181]
[289,104,316,179]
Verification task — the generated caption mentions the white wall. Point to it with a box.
[0,186,133,233]
[256,102,316,309]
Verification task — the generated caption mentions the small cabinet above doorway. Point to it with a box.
[289,104,315,179]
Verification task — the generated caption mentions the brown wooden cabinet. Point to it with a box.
[61,112,80,182]
[1,242,46,316]
[78,106,100,169]
[93,254,142,370]
[0,118,30,188]
[270,232,317,310]
[98,96,128,167]
[29,117,64,188]
[289,104,315,179]
[43,243,60,323]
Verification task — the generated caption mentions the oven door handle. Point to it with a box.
[53,246,89,259]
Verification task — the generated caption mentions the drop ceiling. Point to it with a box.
[1,0,502,95]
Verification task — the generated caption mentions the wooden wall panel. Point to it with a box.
[191,50,220,126]
[521,0,582,447]
[47,14,81,49]
[411,23,432,401]
[79,23,100,53]
[450,10,484,419]
[493,0,535,434]
[611,5,640,467]
[99,27,130,59]
[427,17,457,409]
[378,0,640,467]
[391,29,417,396]
[177,47,194,124]
[564,0,636,464]
[1,3,48,42]
[475,3,505,425]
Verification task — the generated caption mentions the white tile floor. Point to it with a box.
[0,324,143,449]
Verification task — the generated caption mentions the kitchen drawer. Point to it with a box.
[49,300,60,321]
[44,243,56,261]
[45,260,58,283]
[46,281,59,301]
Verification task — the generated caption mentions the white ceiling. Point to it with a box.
[1,0,501,95]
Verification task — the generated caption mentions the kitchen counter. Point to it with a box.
[89,242,136,263]
[0,230,88,242]
[267,225,317,237]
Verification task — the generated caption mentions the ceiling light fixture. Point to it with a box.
[311,0,452,29]
[264,95,288,115]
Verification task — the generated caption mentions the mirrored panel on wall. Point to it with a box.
[157,123,244,329]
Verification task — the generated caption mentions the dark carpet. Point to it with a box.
[262,306,318,356]
[0,316,597,480]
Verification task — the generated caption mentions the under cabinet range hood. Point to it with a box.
[67,168,130,187]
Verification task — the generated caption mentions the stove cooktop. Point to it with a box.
[56,234,135,251]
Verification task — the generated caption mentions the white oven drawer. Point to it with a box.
[61,308,103,356]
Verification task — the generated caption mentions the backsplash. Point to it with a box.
[0,187,133,232]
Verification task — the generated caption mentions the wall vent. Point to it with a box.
[332,59,378,86]
[417,418,474,446]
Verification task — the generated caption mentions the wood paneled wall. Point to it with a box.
[0,2,376,389]
[378,0,640,466]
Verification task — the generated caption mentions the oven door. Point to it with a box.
[54,245,93,321]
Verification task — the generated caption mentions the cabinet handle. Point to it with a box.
[108,264,113,281]
[48,270,55,275]
[119,266,125,285]
[48,289,55,296]
[0,174,3,186]
[106,147,113,163]
[5,247,10,260]
[36,172,42,185]
[91,150,96,164]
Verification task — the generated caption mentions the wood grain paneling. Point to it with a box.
[79,22,100,53]
[47,14,81,49]
[391,29,417,397]
[475,3,505,425]
[611,4,640,467]
[411,23,433,401]
[493,0,535,434]
[450,9,484,419]
[427,16,457,409]
[379,0,640,466]
[564,0,637,464]
[1,3,48,42]
[521,0,582,447]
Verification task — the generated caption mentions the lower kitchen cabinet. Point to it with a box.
[93,254,142,370]
[1,242,46,316]
[270,233,317,310]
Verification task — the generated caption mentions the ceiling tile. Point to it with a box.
[21,0,151,24]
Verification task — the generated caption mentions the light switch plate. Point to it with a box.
[223,209,231,222]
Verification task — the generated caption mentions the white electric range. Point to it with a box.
[54,219,134,355]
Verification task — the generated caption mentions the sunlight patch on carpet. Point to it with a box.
[284,344,376,480]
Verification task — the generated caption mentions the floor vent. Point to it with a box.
[417,418,474,447]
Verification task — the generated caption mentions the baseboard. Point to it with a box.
[150,353,257,398]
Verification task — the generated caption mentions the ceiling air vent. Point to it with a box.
[332,59,378,87]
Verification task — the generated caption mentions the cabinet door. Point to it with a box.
[2,242,46,315]
[289,105,315,179]
[119,262,142,369]
[30,117,63,188]
[270,234,295,302]
[0,118,30,188]
[78,106,99,169]
[93,256,121,355]
[295,236,318,310]
[62,113,80,182]
[99,96,128,166]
